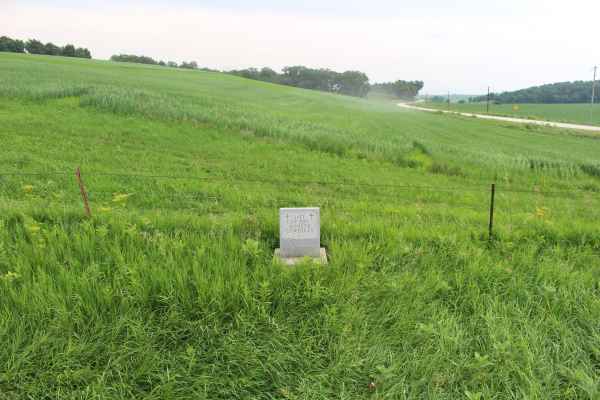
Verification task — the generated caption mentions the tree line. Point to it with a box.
[1,39,425,100]
[228,66,425,99]
[110,54,214,71]
[0,36,91,58]
[228,66,371,97]
[471,81,597,104]
[370,81,425,100]
[107,60,380,98]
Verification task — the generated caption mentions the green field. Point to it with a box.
[422,101,600,127]
[2,53,600,399]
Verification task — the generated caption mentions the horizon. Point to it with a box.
[3,0,599,94]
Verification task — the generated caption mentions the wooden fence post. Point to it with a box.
[75,167,92,218]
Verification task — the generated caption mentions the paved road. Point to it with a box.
[398,103,600,133]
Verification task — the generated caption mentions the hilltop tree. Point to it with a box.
[281,66,338,91]
[336,71,370,97]
[0,36,25,53]
[229,65,374,98]
[25,39,45,54]
[370,80,424,100]
[0,36,13,52]
[111,54,158,64]
[44,42,62,56]
[13,39,25,53]
[180,61,198,69]
[74,47,91,58]
[259,67,279,82]
[61,44,76,57]
[230,67,260,80]
[5,37,89,58]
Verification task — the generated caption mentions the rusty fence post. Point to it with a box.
[75,166,92,218]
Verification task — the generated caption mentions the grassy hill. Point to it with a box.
[471,81,595,104]
[2,53,600,399]
[422,101,600,127]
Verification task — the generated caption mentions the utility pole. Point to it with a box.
[447,91,451,110]
[486,86,490,113]
[592,66,597,124]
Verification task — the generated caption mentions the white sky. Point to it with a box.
[3,0,599,94]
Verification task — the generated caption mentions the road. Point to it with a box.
[398,103,600,133]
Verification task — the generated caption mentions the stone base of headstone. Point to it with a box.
[274,248,328,266]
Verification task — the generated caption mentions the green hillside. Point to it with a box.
[423,101,600,127]
[2,53,600,399]
[471,81,595,104]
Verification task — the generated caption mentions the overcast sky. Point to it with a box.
[3,0,599,94]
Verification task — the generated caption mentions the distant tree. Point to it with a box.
[61,44,76,57]
[25,39,45,54]
[259,67,279,82]
[74,47,91,58]
[0,36,12,52]
[370,80,424,101]
[282,66,349,92]
[110,54,158,64]
[179,61,198,69]
[167,61,178,68]
[13,39,25,53]
[471,81,596,104]
[44,42,62,56]
[229,65,374,98]
[281,66,334,91]
[430,96,446,103]
[158,60,166,66]
[6,37,87,57]
[230,67,259,80]
[0,36,24,53]
[336,71,370,97]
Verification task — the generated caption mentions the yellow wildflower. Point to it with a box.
[535,207,549,219]
[26,223,41,234]
[1,271,20,282]
[112,193,133,203]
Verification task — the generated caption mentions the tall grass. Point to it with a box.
[3,53,600,180]
[1,53,600,398]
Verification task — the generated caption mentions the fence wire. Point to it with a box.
[1,169,598,235]
[1,169,596,196]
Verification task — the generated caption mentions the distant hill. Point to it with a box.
[471,81,596,104]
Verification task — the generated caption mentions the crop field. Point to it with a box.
[2,53,600,399]
[422,101,600,127]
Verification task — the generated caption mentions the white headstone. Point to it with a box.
[279,207,321,257]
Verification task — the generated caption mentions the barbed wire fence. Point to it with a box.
[0,168,598,240]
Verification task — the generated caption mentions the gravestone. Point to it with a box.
[275,207,327,265]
